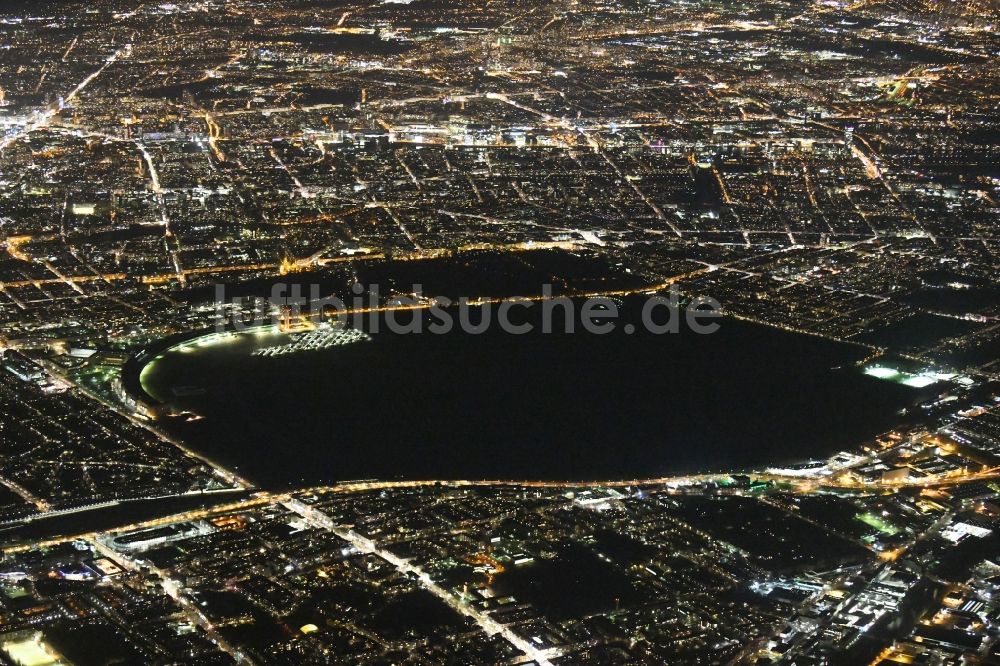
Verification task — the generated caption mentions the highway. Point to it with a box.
[8,457,998,555]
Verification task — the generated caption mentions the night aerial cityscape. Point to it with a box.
[0,0,997,664]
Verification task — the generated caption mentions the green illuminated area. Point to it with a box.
[1,635,67,666]
[856,512,900,536]
[863,365,963,389]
